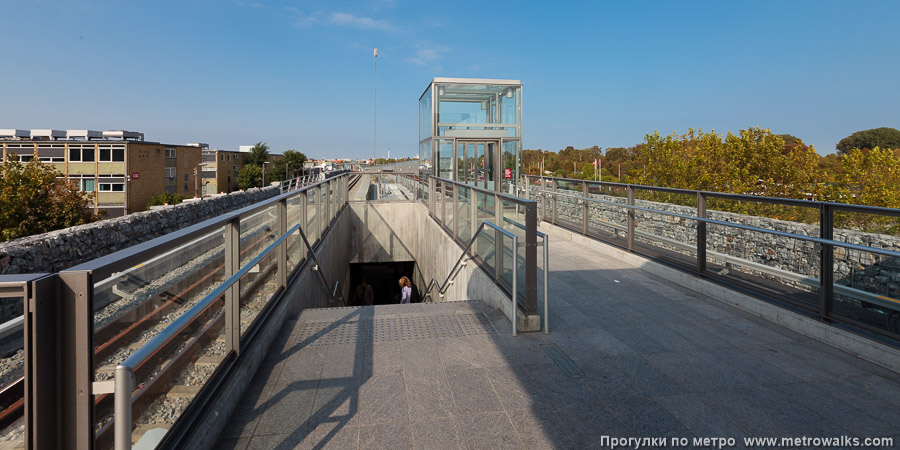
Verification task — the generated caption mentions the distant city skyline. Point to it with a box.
[3,0,898,159]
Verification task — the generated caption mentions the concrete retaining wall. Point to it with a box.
[0,187,281,275]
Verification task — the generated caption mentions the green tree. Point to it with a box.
[246,142,270,167]
[836,127,900,155]
[823,147,900,232]
[270,150,307,183]
[580,162,595,180]
[237,164,263,190]
[147,192,186,208]
[0,157,98,242]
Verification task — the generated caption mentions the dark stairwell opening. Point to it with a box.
[347,261,421,305]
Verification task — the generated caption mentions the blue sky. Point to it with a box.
[3,0,898,159]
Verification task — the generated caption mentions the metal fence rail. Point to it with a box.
[427,176,541,321]
[524,174,900,342]
[21,174,350,449]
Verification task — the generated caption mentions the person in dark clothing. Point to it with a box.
[355,278,374,306]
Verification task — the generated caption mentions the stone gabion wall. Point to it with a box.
[530,185,900,299]
[0,186,281,275]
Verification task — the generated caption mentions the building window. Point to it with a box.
[99,183,125,192]
[80,179,95,192]
[99,147,125,162]
[166,167,176,178]
[183,182,189,192]
[166,148,176,159]
[227,155,232,162]
[69,147,95,162]
[184,173,189,181]
[220,154,225,162]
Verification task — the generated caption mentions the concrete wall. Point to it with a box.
[0,186,281,275]
[347,201,516,323]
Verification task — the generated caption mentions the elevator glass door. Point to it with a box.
[457,140,497,191]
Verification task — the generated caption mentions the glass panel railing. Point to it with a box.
[585,183,628,243]
[239,249,280,335]
[118,294,226,449]
[443,182,454,234]
[307,187,319,245]
[91,227,226,447]
[0,291,24,449]
[240,205,277,267]
[457,186,471,243]
[832,246,900,338]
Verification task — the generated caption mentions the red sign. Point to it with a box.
[503,168,512,179]
[131,172,140,180]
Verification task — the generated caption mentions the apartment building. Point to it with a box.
[0,129,202,217]
[201,148,284,195]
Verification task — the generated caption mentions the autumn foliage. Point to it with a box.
[0,157,99,242]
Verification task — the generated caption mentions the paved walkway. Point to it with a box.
[217,239,900,449]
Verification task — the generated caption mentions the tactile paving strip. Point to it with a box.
[540,344,584,378]
[296,312,495,345]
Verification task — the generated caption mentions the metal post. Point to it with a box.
[543,234,550,334]
[452,182,459,241]
[494,192,503,283]
[512,234,518,337]
[324,180,331,226]
[429,177,435,215]
[582,180,588,235]
[224,219,240,353]
[524,201,538,316]
[551,179,558,225]
[114,366,134,450]
[56,271,93,449]
[470,186,477,240]
[697,192,707,274]
[26,274,68,450]
[277,199,287,289]
[626,185,635,251]
[820,204,834,321]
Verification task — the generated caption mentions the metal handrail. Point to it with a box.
[421,220,522,335]
[525,174,900,216]
[542,188,900,259]
[69,174,348,282]
[114,220,301,449]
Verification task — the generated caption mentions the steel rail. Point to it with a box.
[543,189,900,259]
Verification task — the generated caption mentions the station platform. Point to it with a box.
[216,239,900,449]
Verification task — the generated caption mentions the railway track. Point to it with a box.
[0,209,283,447]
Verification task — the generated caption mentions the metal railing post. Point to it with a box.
[551,179,558,225]
[543,234,550,334]
[324,180,331,225]
[494,192,503,283]
[452,181,460,241]
[512,234,518,337]
[56,271,94,449]
[820,204,834,321]
[697,192,707,274]
[524,201,538,316]
[582,180,588,235]
[470,186,477,240]
[114,366,134,450]
[626,185,635,251]
[224,218,240,354]
[277,199,287,289]
[429,176,435,214]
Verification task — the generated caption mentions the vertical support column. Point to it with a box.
[697,192,707,275]
[56,271,94,450]
[626,185,635,251]
[324,180,331,227]
[316,185,322,241]
[224,219,241,354]
[439,180,445,225]
[543,234,550,334]
[820,204,834,321]
[511,234,518,337]
[277,199,287,289]
[524,201,538,316]
[582,180,588,235]
[114,366,134,450]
